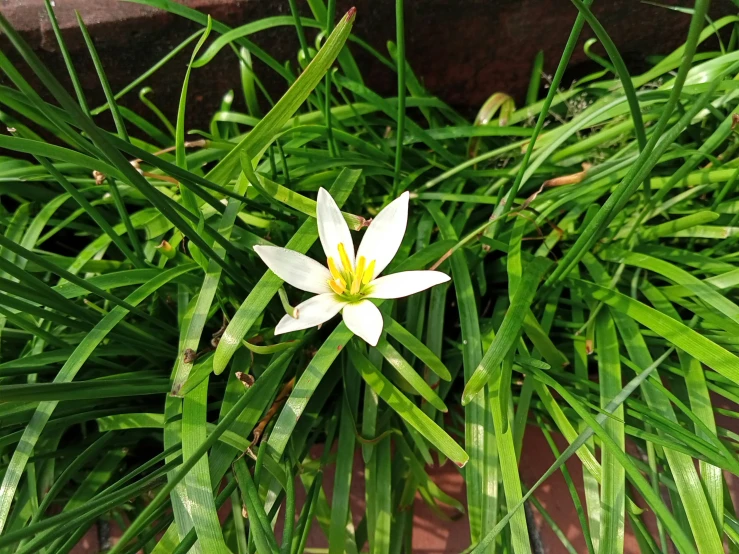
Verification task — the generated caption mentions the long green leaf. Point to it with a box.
[205,8,356,185]
[0,264,195,532]
[348,344,468,466]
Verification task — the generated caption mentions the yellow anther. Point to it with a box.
[362,260,376,285]
[327,257,342,280]
[328,277,346,295]
[351,256,366,295]
[337,242,353,273]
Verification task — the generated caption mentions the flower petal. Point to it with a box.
[366,271,451,299]
[342,300,383,346]
[254,245,331,294]
[275,293,346,335]
[317,187,355,269]
[356,191,409,278]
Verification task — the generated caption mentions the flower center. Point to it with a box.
[327,242,375,301]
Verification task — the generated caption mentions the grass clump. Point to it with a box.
[1,0,739,552]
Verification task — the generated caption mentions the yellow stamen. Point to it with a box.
[362,260,376,285]
[337,242,352,273]
[327,257,342,280]
[328,277,346,295]
[351,256,366,295]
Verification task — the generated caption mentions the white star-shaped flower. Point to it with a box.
[253,188,451,345]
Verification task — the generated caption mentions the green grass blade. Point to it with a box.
[374,337,447,412]
[463,256,551,404]
[383,314,451,381]
[571,278,739,384]
[473,360,698,554]
[490,355,531,554]
[595,310,626,554]
[43,0,88,113]
[348,344,468,467]
[205,8,356,186]
[328,367,360,554]
[0,264,194,532]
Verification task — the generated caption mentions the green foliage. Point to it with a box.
[1,1,739,553]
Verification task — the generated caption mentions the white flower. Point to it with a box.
[253,188,451,346]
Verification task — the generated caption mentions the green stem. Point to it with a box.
[288,0,310,58]
[484,0,593,241]
[392,0,407,196]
